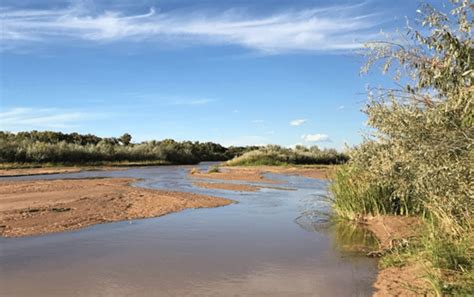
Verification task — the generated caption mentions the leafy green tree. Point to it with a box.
[120,133,132,146]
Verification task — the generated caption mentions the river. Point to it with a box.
[0,163,378,296]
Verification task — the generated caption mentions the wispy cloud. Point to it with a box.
[290,119,307,126]
[251,119,265,124]
[1,3,381,53]
[0,107,107,131]
[302,133,330,142]
[170,98,213,106]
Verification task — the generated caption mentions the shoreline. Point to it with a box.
[0,163,423,296]
[0,177,233,238]
[362,216,429,296]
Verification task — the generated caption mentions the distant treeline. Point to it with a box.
[226,145,348,166]
[0,131,259,165]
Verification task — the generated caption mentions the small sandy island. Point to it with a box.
[190,165,332,183]
[193,182,261,192]
[0,178,233,237]
[190,167,280,183]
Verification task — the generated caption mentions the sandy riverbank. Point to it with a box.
[243,165,333,180]
[190,167,280,183]
[0,178,233,237]
[0,167,86,177]
[362,216,430,296]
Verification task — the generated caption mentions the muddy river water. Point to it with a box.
[0,163,378,297]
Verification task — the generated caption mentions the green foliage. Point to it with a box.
[119,133,132,146]
[208,165,220,173]
[226,145,348,166]
[0,131,256,165]
[330,0,473,293]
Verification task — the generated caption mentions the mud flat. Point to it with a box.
[0,178,232,237]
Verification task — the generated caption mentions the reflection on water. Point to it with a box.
[329,221,378,254]
[0,164,377,297]
[296,212,378,255]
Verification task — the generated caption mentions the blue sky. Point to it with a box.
[0,0,438,148]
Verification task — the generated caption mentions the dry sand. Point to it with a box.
[246,166,333,180]
[0,167,84,177]
[0,178,232,237]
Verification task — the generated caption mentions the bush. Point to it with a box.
[0,131,256,165]
[208,165,220,173]
[226,145,348,166]
[330,0,472,293]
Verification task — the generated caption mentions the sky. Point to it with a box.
[0,0,440,148]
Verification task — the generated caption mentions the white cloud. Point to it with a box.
[338,105,345,110]
[290,119,307,126]
[1,4,381,53]
[301,133,330,142]
[252,119,265,124]
[0,107,107,131]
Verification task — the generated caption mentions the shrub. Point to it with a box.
[330,0,472,293]
[226,145,348,166]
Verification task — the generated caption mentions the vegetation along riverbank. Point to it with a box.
[330,1,473,295]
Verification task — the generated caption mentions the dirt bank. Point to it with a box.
[0,178,233,237]
[361,216,430,296]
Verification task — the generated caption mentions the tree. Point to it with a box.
[120,133,132,146]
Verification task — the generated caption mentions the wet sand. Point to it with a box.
[193,182,261,192]
[0,178,232,237]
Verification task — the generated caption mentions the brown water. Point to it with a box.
[0,163,378,297]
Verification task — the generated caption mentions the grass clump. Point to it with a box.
[330,1,473,294]
[207,165,220,173]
